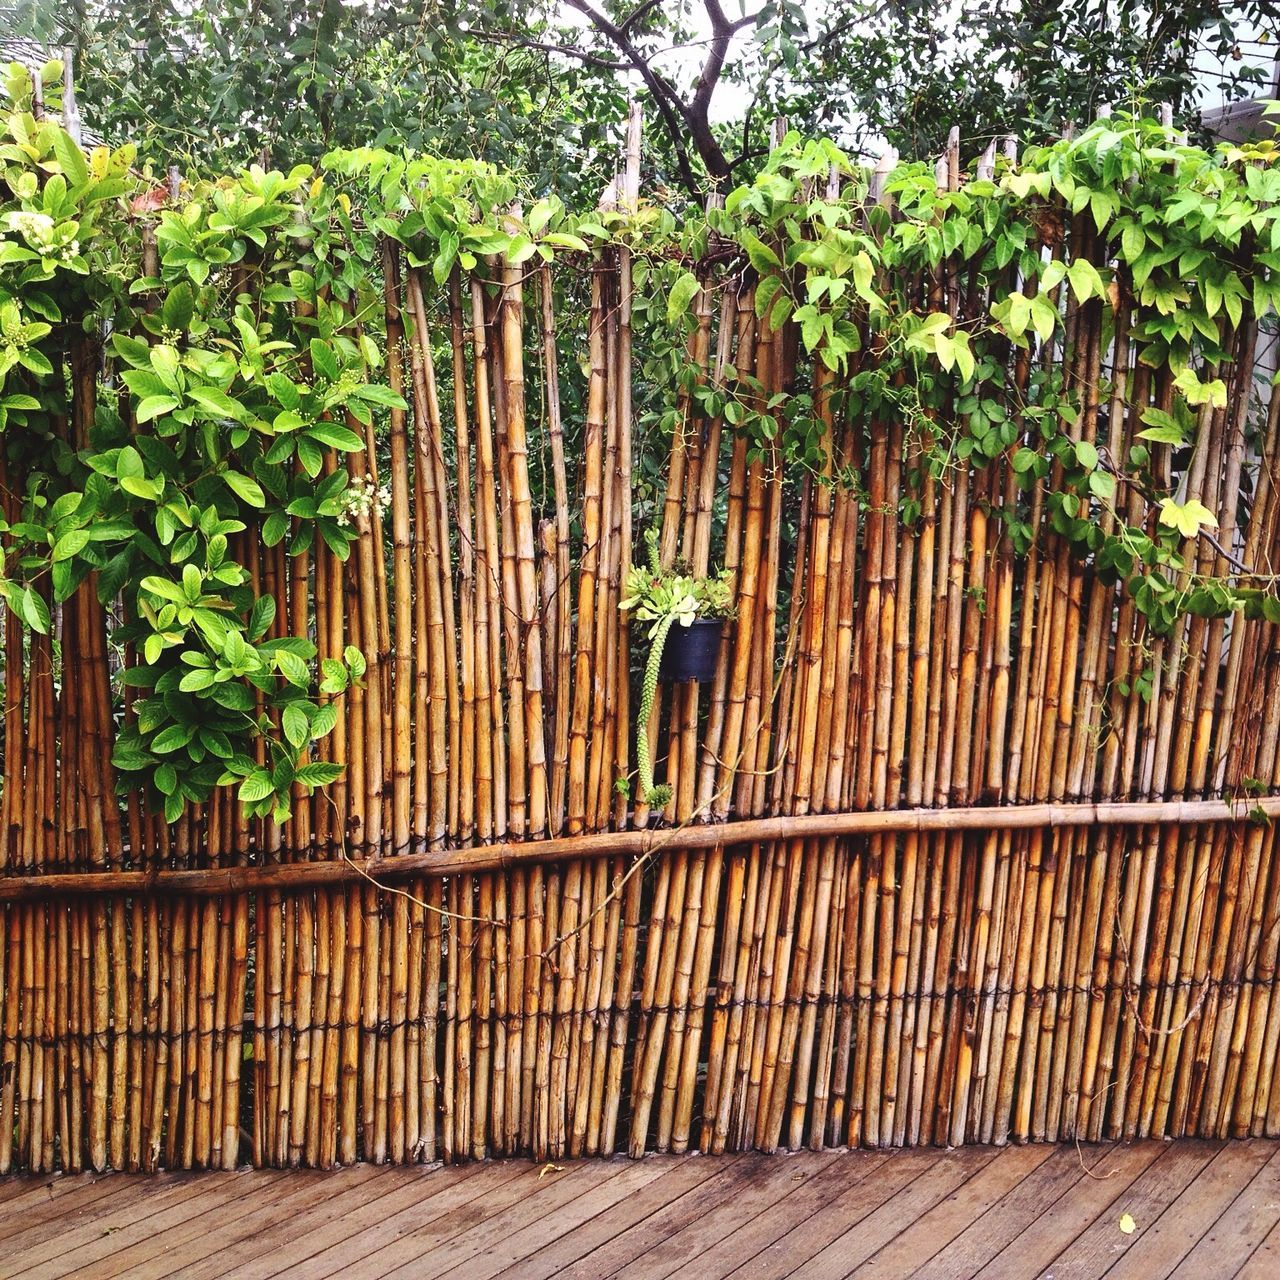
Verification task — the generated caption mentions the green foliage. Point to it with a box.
[647,117,1280,635]
[39,0,622,197]
[0,64,379,821]
[761,1,1280,162]
[27,1,1278,204]
[3,52,1280,824]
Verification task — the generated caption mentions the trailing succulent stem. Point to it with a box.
[635,610,676,810]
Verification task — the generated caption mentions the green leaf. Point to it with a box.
[116,445,146,481]
[1121,223,1145,261]
[248,594,276,641]
[19,587,50,634]
[505,234,537,265]
[319,657,349,693]
[112,739,154,772]
[1088,470,1116,503]
[266,372,301,410]
[150,344,181,391]
[188,386,242,420]
[310,703,338,739]
[52,528,91,562]
[121,473,164,500]
[276,650,310,687]
[667,270,701,325]
[161,283,195,332]
[306,423,364,451]
[282,703,311,749]
[309,339,338,381]
[1066,258,1104,304]
[1030,295,1058,342]
[344,645,366,679]
[541,232,589,253]
[141,575,186,604]
[1158,497,1218,539]
[742,231,781,273]
[1006,293,1031,336]
[348,383,407,410]
[136,395,179,424]
[223,471,266,507]
[297,436,324,477]
[1074,440,1099,470]
[238,771,275,804]
[52,128,89,187]
[1137,408,1188,446]
[151,724,191,754]
[1011,447,1039,474]
[212,682,256,712]
[295,762,344,788]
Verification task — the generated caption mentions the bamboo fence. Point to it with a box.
[2,118,1280,1176]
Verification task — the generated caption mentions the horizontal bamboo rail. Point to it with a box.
[0,795,1276,900]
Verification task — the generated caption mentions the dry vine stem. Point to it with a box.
[3,115,1280,1175]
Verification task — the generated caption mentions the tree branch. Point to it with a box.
[560,0,703,191]
[620,0,665,37]
[469,27,630,73]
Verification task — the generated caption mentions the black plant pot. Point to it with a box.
[660,617,725,683]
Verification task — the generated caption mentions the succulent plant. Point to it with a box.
[619,530,733,810]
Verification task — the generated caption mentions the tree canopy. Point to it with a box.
[7,1,1280,198]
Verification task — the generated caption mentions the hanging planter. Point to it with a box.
[619,530,734,809]
[659,617,725,683]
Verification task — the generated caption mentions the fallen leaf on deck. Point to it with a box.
[539,1162,564,1178]
[1118,1212,1136,1235]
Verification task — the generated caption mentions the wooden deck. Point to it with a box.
[3,1140,1280,1278]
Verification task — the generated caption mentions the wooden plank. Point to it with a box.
[7,1139,1280,1280]
[0,1173,131,1229]
[378,1160,638,1279]
[201,1164,491,1280]
[1106,1139,1278,1279]
[979,1141,1165,1276]
[1043,1140,1224,1279]
[720,1149,939,1280]
[604,1152,844,1279]
[557,1155,790,1279]
[789,1146,1003,1278]
[515,1154,745,1280]
[269,1160,583,1280]
[3,1172,243,1264]
[905,1145,1114,1279]
[79,1167,381,1280]
[2,1170,292,1279]
[1238,1205,1280,1278]
[162,1167,460,1280]
[430,1154,685,1280]
[663,1151,895,1280]
[1167,1147,1280,1278]
[0,1176,160,1252]
[0,1171,171,1243]
[127,1171,382,1280]
[849,1143,1059,1277]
